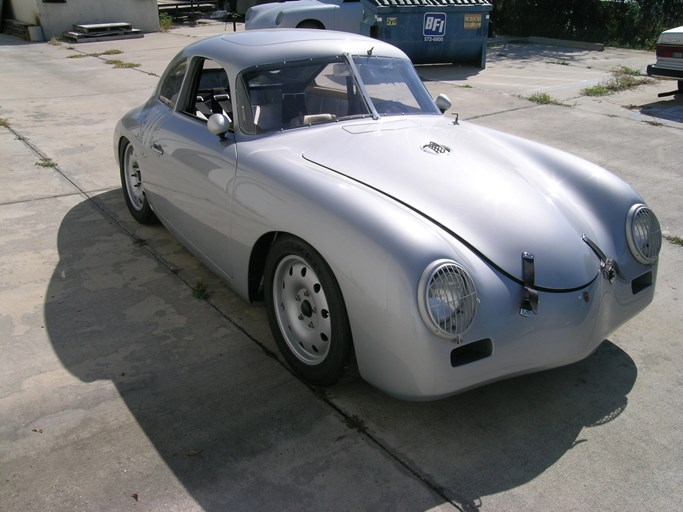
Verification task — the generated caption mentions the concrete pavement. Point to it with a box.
[1,22,681,511]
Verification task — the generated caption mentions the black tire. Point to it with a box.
[264,236,352,386]
[119,141,158,225]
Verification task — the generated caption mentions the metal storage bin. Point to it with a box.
[363,0,492,66]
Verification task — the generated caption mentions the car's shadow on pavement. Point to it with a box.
[332,338,637,510]
[640,93,683,123]
[42,192,383,510]
[45,191,638,511]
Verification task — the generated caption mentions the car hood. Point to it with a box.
[301,117,602,290]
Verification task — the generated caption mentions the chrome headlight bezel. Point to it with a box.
[626,204,662,265]
[417,260,478,339]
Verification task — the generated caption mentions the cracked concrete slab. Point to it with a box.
[0,144,453,512]
[1,22,681,512]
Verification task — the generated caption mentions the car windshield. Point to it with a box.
[351,55,440,117]
[237,54,440,134]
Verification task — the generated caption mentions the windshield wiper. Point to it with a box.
[337,113,373,121]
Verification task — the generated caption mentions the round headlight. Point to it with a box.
[418,260,477,339]
[626,204,662,265]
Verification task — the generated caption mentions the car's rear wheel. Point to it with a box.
[120,141,157,225]
[296,20,324,29]
[264,236,352,386]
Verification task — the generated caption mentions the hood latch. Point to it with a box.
[583,235,621,283]
[520,252,539,317]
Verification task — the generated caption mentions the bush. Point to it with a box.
[159,12,174,32]
[581,66,653,96]
[492,0,683,50]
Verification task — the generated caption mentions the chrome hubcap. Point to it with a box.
[124,145,144,211]
[273,255,331,365]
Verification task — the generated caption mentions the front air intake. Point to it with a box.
[451,338,493,367]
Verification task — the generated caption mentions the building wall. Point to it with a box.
[6,0,160,39]
[5,0,41,25]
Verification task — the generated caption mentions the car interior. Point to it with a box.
[240,58,371,133]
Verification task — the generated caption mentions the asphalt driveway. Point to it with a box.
[1,23,681,511]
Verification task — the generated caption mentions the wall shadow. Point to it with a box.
[416,43,592,82]
[0,34,33,46]
[485,42,591,66]
[417,63,486,83]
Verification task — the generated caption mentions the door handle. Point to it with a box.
[151,143,164,156]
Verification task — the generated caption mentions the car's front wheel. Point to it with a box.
[264,236,352,386]
[120,141,157,225]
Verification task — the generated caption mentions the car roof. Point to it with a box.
[181,29,409,73]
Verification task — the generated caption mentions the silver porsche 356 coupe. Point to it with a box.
[115,30,661,400]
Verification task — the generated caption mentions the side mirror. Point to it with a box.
[208,113,231,140]
[435,94,452,114]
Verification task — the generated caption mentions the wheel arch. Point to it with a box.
[248,230,346,302]
[248,230,280,301]
[250,230,357,377]
[296,19,326,29]
[116,136,131,167]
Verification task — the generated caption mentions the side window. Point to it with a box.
[239,67,286,134]
[183,59,232,124]
[159,59,188,109]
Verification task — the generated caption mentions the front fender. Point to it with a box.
[487,128,651,281]
[227,127,659,400]
[229,136,483,395]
